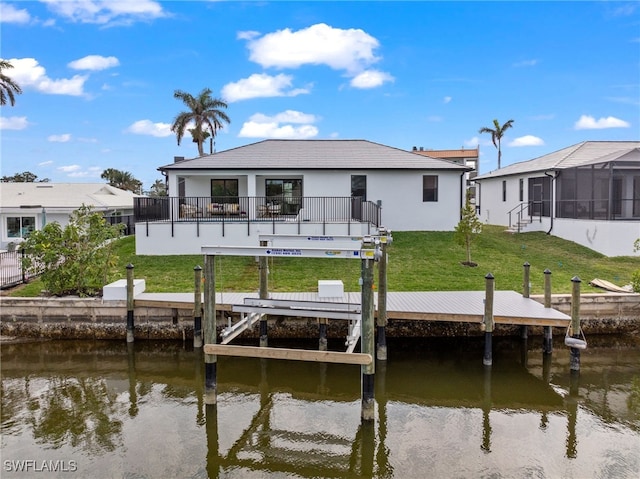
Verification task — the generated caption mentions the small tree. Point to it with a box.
[632,239,640,292]
[454,194,483,266]
[21,206,124,296]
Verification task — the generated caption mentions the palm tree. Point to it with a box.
[171,88,230,157]
[0,59,23,106]
[478,119,514,169]
[101,168,142,194]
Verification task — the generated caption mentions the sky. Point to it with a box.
[1,0,639,191]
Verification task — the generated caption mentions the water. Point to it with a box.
[1,337,639,479]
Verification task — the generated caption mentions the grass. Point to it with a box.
[9,226,640,296]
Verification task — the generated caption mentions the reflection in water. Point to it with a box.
[1,337,639,478]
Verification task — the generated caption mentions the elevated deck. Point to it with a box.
[135,290,570,327]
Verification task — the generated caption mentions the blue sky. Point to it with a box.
[1,0,639,190]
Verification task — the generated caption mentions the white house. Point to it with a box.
[135,139,470,255]
[0,182,138,250]
[474,141,640,257]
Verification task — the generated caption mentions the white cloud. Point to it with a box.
[57,164,82,173]
[246,23,381,74]
[464,136,480,147]
[0,116,29,130]
[126,119,172,137]
[40,0,166,25]
[513,59,538,67]
[39,161,54,166]
[509,135,545,147]
[221,73,310,102]
[574,115,630,130]
[0,3,31,23]
[238,111,319,139]
[7,58,87,96]
[253,110,319,124]
[443,96,452,104]
[237,30,260,41]
[68,55,120,71]
[48,133,71,142]
[350,70,394,89]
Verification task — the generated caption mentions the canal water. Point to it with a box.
[1,336,639,479]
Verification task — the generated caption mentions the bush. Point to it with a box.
[21,205,124,296]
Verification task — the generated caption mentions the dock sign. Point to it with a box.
[265,248,303,256]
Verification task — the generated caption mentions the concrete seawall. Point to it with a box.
[1,293,638,341]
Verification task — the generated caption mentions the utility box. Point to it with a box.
[318,280,344,298]
[103,279,146,301]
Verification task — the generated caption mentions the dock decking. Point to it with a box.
[135,290,570,327]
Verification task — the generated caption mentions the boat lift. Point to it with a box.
[201,231,392,420]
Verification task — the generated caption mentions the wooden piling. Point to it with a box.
[521,262,530,339]
[569,276,581,372]
[361,255,376,422]
[543,269,553,354]
[204,255,217,404]
[259,240,269,348]
[483,273,494,366]
[126,263,135,343]
[194,265,203,348]
[376,236,388,361]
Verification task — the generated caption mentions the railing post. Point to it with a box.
[543,269,553,354]
[194,265,203,348]
[126,263,135,343]
[483,273,494,366]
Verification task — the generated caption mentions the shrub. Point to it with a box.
[21,205,124,296]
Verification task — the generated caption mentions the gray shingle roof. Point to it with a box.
[475,141,640,180]
[159,139,470,171]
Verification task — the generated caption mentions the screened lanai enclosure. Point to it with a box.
[556,154,640,220]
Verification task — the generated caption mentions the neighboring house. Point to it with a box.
[474,141,640,257]
[411,146,479,201]
[0,183,138,249]
[135,139,470,255]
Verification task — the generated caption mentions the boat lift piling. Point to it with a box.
[376,228,391,361]
[521,262,530,340]
[259,240,269,348]
[543,269,553,354]
[126,263,135,343]
[204,255,217,404]
[483,273,495,367]
[193,265,203,348]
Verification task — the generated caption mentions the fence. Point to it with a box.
[134,196,381,227]
[0,249,27,289]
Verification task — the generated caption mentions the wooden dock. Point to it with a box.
[135,290,570,327]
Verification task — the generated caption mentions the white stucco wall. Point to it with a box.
[552,219,639,257]
[476,174,532,226]
[135,221,375,255]
[166,168,465,233]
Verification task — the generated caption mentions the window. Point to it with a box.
[502,180,507,202]
[266,179,302,214]
[7,216,36,238]
[211,179,238,202]
[422,175,438,202]
[519,178,524,202]
[351,175,367,201]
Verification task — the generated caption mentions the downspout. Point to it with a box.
[544,170,557,235]
[460,171,465,220]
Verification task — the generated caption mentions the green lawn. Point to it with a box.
[10,226,640,296]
